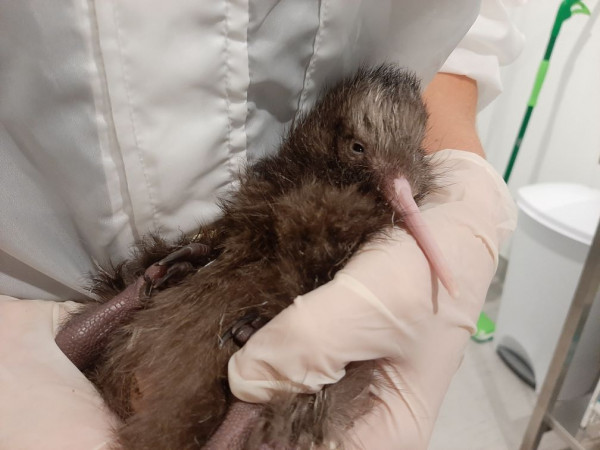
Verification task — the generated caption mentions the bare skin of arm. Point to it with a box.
[422,73,485,158]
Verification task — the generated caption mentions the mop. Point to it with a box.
[472,0,591,342]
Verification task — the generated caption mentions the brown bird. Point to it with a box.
[57,65,451,449]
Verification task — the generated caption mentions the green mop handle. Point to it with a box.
[503,0,590,183]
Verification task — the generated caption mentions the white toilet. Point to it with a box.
[495,183,600,400]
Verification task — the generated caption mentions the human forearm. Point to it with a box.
[422,73,485,158]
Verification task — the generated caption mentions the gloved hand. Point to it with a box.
[0,297,119,450]
[228,149,517,448]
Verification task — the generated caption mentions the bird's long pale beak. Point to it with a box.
[390,177,459,298]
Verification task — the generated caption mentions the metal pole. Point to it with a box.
[520,220,600,449]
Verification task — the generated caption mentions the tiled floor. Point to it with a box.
[428,267,572,450]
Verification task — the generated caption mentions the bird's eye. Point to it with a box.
[352,142,365,153]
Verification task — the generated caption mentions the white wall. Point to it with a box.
[478,0,600,197]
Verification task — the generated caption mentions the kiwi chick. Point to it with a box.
[58,65,436,449]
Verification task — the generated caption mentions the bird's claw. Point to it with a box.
[220,312,269,348]
[144,243,212,295]
[153,261,195,290]
[157,243,211,266]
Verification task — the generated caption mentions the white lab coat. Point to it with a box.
[0,0,523,300]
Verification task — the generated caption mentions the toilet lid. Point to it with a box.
[517,183,600,246]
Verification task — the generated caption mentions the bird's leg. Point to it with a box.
[204,314,273,449]
[56,243,212,370]
[55,264,166,370]
[202,402,268,450]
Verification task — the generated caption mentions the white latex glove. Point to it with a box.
[228,149,517,448]
[0,298,119,450]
